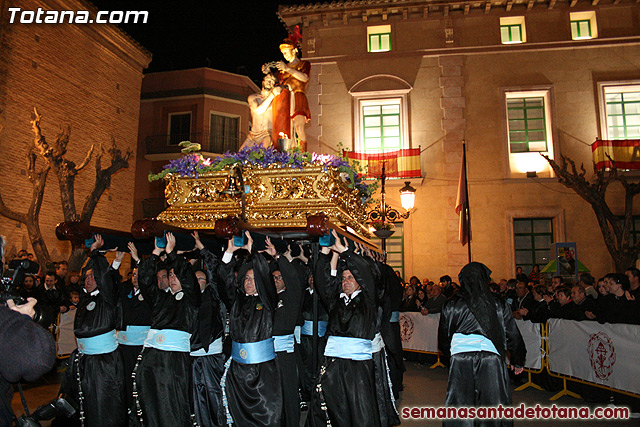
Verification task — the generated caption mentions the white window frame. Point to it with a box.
[352,90,410,153]
[500,16,526,44]
[570,11,597,40]
[502,88,555,178]
[367,25,392,53]
[597,81,640,140]
[167,111,192,145]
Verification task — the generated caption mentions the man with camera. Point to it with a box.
[0,236,57,426]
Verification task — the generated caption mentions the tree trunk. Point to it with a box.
[24,217,51,268]
[68,244,87,272]
[2,110,131,271]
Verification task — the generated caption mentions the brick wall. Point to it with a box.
[0,0,151,263]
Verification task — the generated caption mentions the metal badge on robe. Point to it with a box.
[175,291,184,301]
[138,294,144,301]
[277,300,284,309]
[256,303,263,311]
[86,301,96,311]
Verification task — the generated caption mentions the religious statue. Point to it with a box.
[269,26,311,152]
[240,73,282,150]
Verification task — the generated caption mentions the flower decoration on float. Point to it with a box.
[148,143,378,205]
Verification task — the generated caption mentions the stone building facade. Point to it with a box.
[0,0,151,262]
[278,0,640,280]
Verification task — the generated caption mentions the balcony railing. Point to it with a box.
[592,139,640,171]
[145,131,246,156]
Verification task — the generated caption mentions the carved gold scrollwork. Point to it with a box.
[157,165,371,239]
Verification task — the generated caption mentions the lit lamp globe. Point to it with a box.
[399,181,416,211]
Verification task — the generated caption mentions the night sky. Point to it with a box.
[89,0,312,85]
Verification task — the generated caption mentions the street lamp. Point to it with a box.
[367,163,417,251]
[400,181,417,211]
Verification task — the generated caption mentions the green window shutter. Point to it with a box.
[514,218,553,274]
[606,91,640,140]
[501,24,522,43]
[571,20,592,39]
[362,103,401,152]
[369,32,391,52]
[507,97,548,152]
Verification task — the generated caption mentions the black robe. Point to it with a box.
[370,261,401,426]
[438,291,526,427]
[191,247,227,427]
[299,286,329,403]
[378,262,405,399]
[219,252,282,426]
[307,250,380,427]
[61,250,127,427]
[116,276,152,425]
[272,256,304,427]
[135,251,200,427]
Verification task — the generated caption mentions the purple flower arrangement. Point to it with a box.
[148,145,378,205]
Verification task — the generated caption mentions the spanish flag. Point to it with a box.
[592,139,640,171]
[343,148,421,179]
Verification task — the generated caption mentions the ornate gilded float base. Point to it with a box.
[157,165,371,239]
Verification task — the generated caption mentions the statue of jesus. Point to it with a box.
[240,73,282,150]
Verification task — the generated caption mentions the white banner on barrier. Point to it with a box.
[514,319,542,370]
[399,312,440,353]
[548,318,640,395]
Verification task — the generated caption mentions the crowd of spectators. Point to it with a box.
[399,275,454,315]
[5,250,84,332]
[397,265,640,325]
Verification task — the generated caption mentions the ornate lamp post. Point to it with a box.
[367,163,416,251]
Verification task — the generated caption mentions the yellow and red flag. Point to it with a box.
[592,139,640,171]
[343,148,421,179]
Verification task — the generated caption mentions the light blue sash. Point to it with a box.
[77,329,118,355]
[231,338,276,364]
[117,325,150,346]
[294,325,301,344]
[450,333,499,356]
[390,311,400,322]
[301,320,328,337]
[274,334,295,353]
[324,335,373,361]
[143,329,191,352]
[190,337,223,356]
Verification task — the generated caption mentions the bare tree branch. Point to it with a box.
[0,192,27,223]
[1,109,132,270]
[76,144,94,172]
[542,152,640,272]
[80,137,132,223]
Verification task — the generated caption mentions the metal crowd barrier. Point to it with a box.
[512,319,640,401]
[401,313,640,400]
